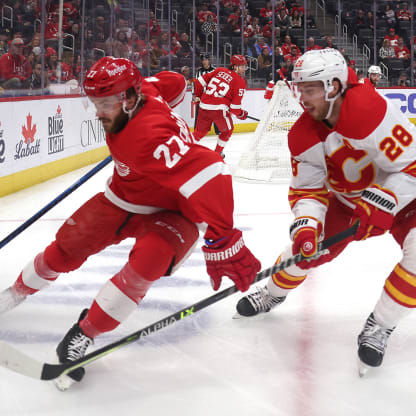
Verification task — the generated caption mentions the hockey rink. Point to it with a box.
[0,133,414,416]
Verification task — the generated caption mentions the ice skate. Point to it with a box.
[234,286,286,318]
[0,287,26,315]
[54,309,93,391]
[357,313,395,377]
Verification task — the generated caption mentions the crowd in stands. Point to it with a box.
[0,0,413,96]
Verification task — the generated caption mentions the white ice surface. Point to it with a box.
[0,133,414,416]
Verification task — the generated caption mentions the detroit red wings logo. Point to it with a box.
[22,113,37,144]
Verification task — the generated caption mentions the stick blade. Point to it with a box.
[0,341,43,379]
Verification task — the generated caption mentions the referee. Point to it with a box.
[193,53,220,134]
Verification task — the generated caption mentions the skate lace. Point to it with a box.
[247,287,285,313]
[360,316,394,354]
[67,334,92,361]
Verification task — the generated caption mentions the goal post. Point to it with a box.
[233,81,304,183]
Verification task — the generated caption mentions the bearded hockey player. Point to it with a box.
[0,57,261,390]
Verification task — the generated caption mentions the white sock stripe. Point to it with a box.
[95,280,138,323]
[21,260,51,291]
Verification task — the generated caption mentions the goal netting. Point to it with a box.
[233,81,304,183]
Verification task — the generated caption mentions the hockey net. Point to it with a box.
[233,80,304,183]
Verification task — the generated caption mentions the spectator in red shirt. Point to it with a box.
[397,2,411,21]
[281,35,300,56]
[306,36,321,51]
[384,27,399,47]
[260,1,274,25]
[198,3,217,24]
[394,37,410,60]
[0,37,32,89]
[284,44,301,65]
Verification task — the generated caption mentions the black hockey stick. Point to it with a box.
[247,115,260,122]
[0,156,113,250]
[0,221,358,381]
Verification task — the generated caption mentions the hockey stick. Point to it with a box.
[0,221,358,381]
[246,115,260,122]
[0,156,113,250]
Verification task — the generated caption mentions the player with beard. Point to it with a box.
[0,57,260,390]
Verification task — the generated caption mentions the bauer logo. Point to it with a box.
[0,121,5,164]
[48,105,64,154]
[14,113,40,160]
[80,118,106,147]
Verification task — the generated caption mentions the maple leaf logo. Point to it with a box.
[57,105,61,115]
[22,113,36,144]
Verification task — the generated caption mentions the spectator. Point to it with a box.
[365,11,375,31]
[92,15,109,50]
[306,36,321,51]
[356,69,365,82]
[351,9,367,35]
[323,35,337,49]
[281,35,300,56]
[384,27,399,47]
[245,16,262,38]
[379,38,396,62]
[178,32,196,58]
[397,71,410,87]
[180,65,192,90]
[63,22,82,54]
[348,59,357,75]
[276,7,291,40]
[382,3,397,28]
[305,9,317,28]
[23,62,50,93]
[0,37,32,89]
[394,36,410,60]
[284,44,301,65]
[290,9,303,29]
[257,47,272,81]
[149,17,161,39]
[200,13,217,42]
[243,35,257,58]
[260,1,274,25]
[339,47,350,64]
[254,36,271,56]
[397,2,411,21]
[198,2,217,24]
[272,44,284,71]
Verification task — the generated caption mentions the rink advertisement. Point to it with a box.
[0,96,109,197]
[1,88,416,197]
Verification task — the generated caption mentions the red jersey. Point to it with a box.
[360,77,375,88]
[194,67,246,116]
[0,52,31,81]
[105,96,233,241]
[142,71,186,109]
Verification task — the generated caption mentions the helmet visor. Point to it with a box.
[291,81,326,105]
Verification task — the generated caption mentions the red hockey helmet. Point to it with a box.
[230,54,247,67]
[83,56,142,98]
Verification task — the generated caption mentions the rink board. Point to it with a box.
[1,87,415,196]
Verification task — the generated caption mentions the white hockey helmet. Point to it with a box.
[368,65,381,75]
[292,48,348,119]
[292,48,348,93]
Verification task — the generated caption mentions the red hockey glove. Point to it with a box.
[352,187,397,241]
[236,110,248,120]
[290,216,323,269]
[202,229,261,292]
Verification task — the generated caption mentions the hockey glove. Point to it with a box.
[290,216,323,269]
[236,110,248,120]
[202,229,261,292]
[352,187,397,241]
[264,80,275,100]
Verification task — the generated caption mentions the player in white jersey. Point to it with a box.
[236,48,416,376]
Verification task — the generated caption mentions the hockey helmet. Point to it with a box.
[200,53,210,61]
[230,54,247,67]
[83,56,142,98]
[292,48,348,94]
[368,65,381,75]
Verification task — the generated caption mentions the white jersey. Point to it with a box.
[287,83,416,224]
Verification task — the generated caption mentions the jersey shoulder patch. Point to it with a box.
[336,84,387,139]
[288,112,330,156]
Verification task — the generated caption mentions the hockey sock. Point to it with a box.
[13,252,59,296]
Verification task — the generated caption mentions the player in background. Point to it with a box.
[193,54,249,157]
[193,53,220,135]
[361,65,381,88]
[0,57,261,390]
[236,49,416,376]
